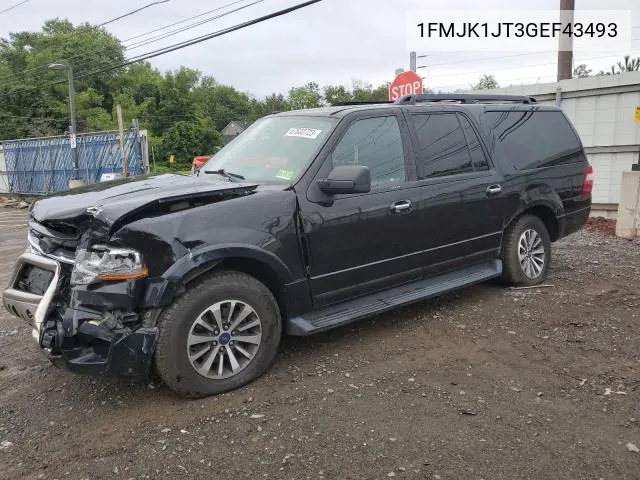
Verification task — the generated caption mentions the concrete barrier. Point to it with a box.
[615,171,640,239]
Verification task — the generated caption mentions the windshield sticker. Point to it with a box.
[285,127,322,139]
[276,169,295,180]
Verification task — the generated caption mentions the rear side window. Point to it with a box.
[410,113,473,179]
[484,111,583,170]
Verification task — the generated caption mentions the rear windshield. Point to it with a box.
[202,116,336,183]
[483,110,585,170]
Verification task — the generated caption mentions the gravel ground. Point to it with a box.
[0,210,639,480]
[585,217,617,237]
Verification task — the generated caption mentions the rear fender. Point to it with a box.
[508,183,563,226]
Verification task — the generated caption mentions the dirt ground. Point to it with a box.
[585,217,617,237]
[0,209,639,480]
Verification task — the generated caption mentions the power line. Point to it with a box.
[0,114,67,121]
[97,0,171,27]
[0,0,30,15]
[125,0,265,51]
[75,0,324,80]
[0,0,264,86]
[433,74,556,88]
[0,112,199,121]
[426,41,640,70]
[0,0,323,99]
[426,51,640,80]
[121,0,251,43]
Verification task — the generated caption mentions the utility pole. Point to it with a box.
[557,0,575,81]
[409,51,417,72]
[49,62,82,188]
[116,104,128,177]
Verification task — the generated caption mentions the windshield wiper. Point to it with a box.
[204,169,245,182]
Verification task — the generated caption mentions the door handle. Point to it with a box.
[486,185,502,196]
[390,200,412,213]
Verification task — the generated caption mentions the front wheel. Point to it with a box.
[501,214,551,286]
[155,270,281,398]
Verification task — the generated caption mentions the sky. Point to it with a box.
[0,0,639,98]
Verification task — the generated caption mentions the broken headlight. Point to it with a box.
[71,245,148,285]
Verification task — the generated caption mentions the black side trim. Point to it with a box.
[311,231,502,280]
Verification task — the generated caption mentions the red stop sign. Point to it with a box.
[388,71,423,101]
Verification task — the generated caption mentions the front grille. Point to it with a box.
[40,221,83,236]
[28,220,80,264]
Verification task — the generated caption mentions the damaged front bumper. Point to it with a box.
[46,321,158,378]
[2,252,158,379]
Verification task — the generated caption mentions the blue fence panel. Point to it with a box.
[3,129,144,195]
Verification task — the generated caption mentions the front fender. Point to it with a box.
[142,244,293,308]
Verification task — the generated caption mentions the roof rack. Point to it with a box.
[330,101,393,106]
[394,94,536,105]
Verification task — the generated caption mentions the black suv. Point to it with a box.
[3,94,592,397]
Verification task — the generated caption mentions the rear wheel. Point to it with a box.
[155,270,281,398]
[501,214,551,286]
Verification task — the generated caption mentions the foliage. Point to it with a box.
[76,88,114,131]
[0,18,406,153]
[323,84,352,105]
[571,56,640,77]
[573,64,592,78]
[0,19,124,139]
[287,82,322,109]
[249,93,290,119]
[157,118,222,163]
[152,163,192,175]
[597,55,640,75]
[471,74,499,90]
[194,76,252,131]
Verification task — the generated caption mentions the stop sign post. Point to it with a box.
[388,71,423,101]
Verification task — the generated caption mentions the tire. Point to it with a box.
[501,214,551,286]
[155,270,281,398]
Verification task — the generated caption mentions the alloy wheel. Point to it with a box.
[517,229,546,279]
[186,300,262,379]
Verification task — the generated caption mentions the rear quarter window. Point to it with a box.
[483,110,585,170]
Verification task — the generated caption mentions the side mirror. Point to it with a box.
[317,165,371,195]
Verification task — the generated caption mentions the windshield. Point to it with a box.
[202,116,336,183]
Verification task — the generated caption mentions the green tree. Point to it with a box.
[322,80,395,105]
[370,81,396,100]
[287,82,322,109]
[598,55,640,75]
[323,84,353,104]
[76,88,113,131]
[472,74,499,90]
[249,93,290,119]
[351,80,378,102]
[144,67,200,135]
[107,62,162,119]
[573,64,592,78]
[194,77,252,131]
[0,19,124,139]
[158,118,222,164]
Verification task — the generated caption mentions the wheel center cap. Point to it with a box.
[219,332,231,345]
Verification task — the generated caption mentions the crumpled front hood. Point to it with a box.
[30,173,259,225]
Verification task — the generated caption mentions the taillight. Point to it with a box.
[582,165,593,194]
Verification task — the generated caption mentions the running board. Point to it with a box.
[286,260,502,336]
